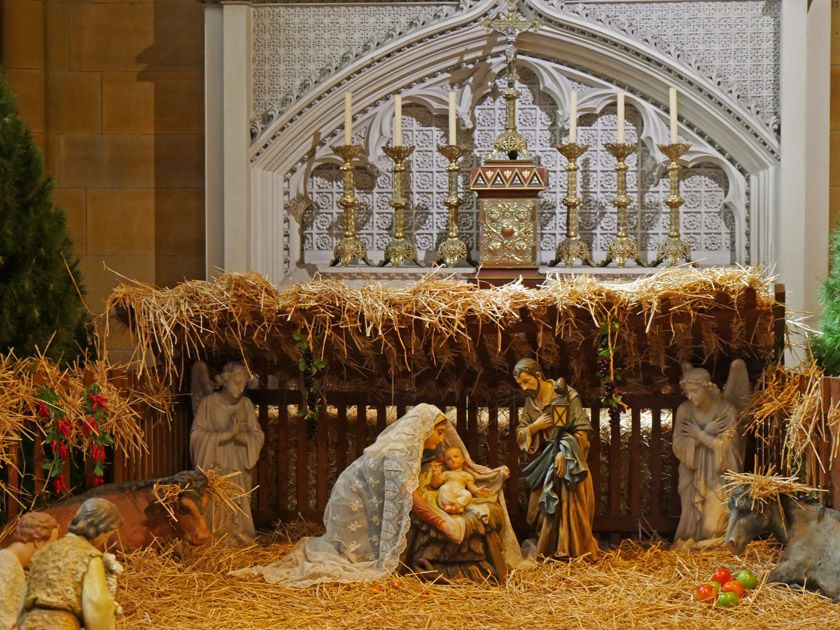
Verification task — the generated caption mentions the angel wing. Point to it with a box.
[722,359,751,413]
[191,361,216,416]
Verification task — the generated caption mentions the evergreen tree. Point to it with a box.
[815,217,840,375]
[0,73,88,361]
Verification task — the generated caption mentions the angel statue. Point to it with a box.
[190,361,264,544]
[672,359,750,548]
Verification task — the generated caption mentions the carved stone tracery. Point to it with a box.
[299,66,740,266]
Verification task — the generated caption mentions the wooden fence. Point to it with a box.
[247,390,687,539]
[5,379,840,538]
[809,376,840,508]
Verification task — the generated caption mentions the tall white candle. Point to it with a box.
[344,92,352,145]
[394,95,402,146]
[669,87,678,143]
[617,91,625,144]
[569,90,578,143]
[448,90,457,145]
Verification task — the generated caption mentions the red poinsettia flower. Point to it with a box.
[88,393,109,410]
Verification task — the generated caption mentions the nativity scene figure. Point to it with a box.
[672,358,751,548]
[232,404,523,586]
[514,358,600,560]
[191,361,265,544]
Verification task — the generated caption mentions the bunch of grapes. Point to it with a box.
[598,357,610,377]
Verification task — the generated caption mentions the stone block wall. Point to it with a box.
[2,0,206,360]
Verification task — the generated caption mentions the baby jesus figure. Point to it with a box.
[431,446,491,514]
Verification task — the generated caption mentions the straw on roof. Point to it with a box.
[103,266,784,401]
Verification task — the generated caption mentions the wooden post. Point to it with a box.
[488,407,499,468]
[276,392,289,520]
[629,406,642,520]
[649,408,663,524]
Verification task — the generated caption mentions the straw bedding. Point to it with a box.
[104,267,783,401]
[116,530,840,630]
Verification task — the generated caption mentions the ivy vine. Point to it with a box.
[598,317,627,423]
[294,332,327,438]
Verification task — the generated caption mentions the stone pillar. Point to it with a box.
[779,0,830,323]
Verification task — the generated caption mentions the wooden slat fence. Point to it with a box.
[249,390,685,538]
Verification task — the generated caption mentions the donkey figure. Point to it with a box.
[725,483,840,602]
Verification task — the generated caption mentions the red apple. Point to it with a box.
[712,567,732,585]
[722,580,745,598]
[695,583,717,603]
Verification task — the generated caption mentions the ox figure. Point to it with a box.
[725,483,840,602]
[44,470,212,550]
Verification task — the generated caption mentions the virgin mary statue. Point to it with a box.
[233,403,523,586]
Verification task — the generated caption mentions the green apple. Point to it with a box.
[735,569,758,590]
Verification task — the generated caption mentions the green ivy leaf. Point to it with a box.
[298,360,307,372]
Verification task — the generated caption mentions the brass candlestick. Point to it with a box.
[550,142,595,267]
[601,142,645,267]
[379,145,422,267]
[436,144,475,267]
[329,144,372,267]
[651,142,692,267]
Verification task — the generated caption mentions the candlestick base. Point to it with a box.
[379,238,422,268]
[437,237,475,267]
[329,237,372,268]
[651,236,691,268]
[550,237,595,268]
[601,237,645,268]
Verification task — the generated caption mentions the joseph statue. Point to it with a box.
[514,358,599,560]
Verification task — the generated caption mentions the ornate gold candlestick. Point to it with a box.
[601,142,645,267]
[329,144,372,267]
[550,142,595,267]
[651,142,692,267]
[379,145,422,267]
[436,144,475,267]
